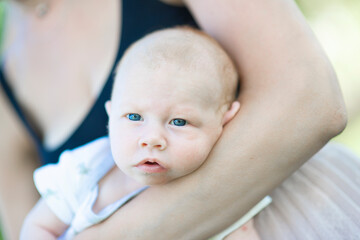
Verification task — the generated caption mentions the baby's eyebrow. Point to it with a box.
[171,106,199,115]
[113,101,141,110]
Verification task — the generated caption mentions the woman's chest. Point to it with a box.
[3,0,120,149]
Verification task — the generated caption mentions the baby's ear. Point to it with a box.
[222,101,240,125]
[105,101,112,117]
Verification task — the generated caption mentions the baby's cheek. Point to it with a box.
[111,130,137,159]
[176,141,212,170]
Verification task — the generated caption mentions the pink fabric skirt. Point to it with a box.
[254,143,360,240]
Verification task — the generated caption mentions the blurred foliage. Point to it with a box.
[0,2,5,52]
[296,0,360,20]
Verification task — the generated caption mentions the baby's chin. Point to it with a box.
[131,174,179,186]
[132,167,204,186]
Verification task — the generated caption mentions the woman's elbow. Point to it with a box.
[297,60,348,141]
[326,98,348,138]
[316,69,348,139]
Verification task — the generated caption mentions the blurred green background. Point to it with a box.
[0,0,359,239]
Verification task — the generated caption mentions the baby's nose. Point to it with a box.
[139,136,167,151]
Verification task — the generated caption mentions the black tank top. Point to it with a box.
[0,0,197,165]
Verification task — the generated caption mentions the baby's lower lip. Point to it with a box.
[136,162,166,173]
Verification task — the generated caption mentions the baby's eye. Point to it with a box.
[126,113,143,121]
[170,118,187,126]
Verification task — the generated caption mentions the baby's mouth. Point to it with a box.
[136,159,166,173]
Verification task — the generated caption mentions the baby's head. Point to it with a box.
[106,27,240,185]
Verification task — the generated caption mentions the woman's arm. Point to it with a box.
[0,92,40,239]
[75,0,346,239]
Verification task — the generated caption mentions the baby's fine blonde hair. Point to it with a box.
[114,26,239,108]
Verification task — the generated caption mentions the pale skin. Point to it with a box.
[20,30,242,238]
[0,0,346,239]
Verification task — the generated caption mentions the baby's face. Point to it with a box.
[107,62,226,185]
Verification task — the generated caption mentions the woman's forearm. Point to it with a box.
[75,0,346,239]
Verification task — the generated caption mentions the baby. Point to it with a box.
[21,27,268,239]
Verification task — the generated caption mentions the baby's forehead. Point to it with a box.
[115,60,222,108]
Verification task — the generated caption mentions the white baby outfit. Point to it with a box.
[34,137,148,239]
